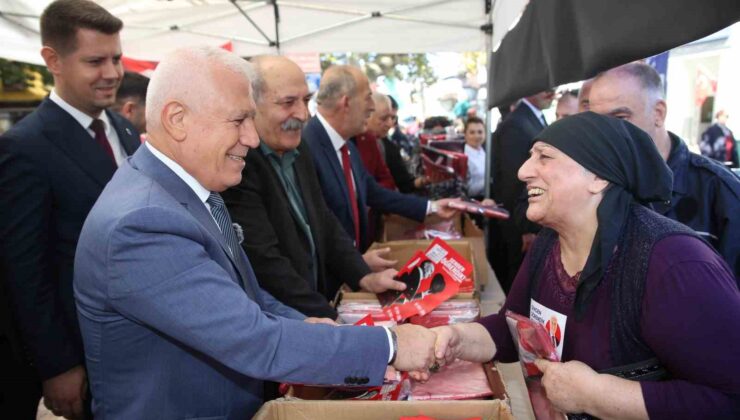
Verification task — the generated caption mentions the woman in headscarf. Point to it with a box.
[433,112,740,419]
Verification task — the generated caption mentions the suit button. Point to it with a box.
[344,376,354,384]
[360,377,369,384]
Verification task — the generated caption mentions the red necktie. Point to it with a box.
[90,119,116,164]
[341,144,361,249]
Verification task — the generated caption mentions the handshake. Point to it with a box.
[390,322,496,379]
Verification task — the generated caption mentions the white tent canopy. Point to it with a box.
[0,0,527,64]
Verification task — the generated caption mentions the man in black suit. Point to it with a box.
[303,65,460,252]
[222,56,406,319]
[489,90,554,291]
[0,1,140,418]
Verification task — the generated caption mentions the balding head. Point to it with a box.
[145,46,259,192]
[249,55,311,154]
[316,65,374,139]
[589,62,670,160]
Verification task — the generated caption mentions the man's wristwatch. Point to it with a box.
[388,329,398,365]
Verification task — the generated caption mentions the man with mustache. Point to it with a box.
[0,1,140,418]
[222,56,406,319]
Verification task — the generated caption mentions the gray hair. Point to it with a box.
[146,46,253,130]
[371,91,391,109]
[596,62,665,104]
[316,65,357,109]
[247,55,269,104]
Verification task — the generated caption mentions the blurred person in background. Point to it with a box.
[578,79,594,112]
[490,89,555,292]
[589,62,740,278]
[555,90,579,120]
[111,71,149,136]
[700,109,738,169]
[463,116,486,200]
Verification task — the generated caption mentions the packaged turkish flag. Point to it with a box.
[447,199,510,220]
[506,311,565,420]
[410,360,493,401]
[378,238,473,322]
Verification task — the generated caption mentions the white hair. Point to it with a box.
[371,91,391,109]
[145,46,254,130]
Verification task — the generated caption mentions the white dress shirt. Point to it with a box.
[144,142,223,229]
[464,144,486,197]
[521,98,548,128]
[49,90,127,166]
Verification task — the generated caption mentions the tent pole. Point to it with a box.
[483,0,496,271]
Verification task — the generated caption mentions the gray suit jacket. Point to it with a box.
[74,145,389,419]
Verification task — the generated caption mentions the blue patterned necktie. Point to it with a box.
[206,192,241,259]
[206,192,256,298]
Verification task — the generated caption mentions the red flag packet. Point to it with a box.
[505,310,559,377]
[506,311,565,420]
[447,199,510,220]
[378,238,474,322]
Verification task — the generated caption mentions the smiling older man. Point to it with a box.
[73,47,437,419]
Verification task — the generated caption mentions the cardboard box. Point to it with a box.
[253,363,513,420]
[369,239,480,291]
[253,399,513,420]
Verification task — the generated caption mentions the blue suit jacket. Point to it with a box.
[303,116,427,250]
[74,145,389,419]
[0,98,140,378]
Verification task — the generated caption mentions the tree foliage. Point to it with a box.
[0,59,52,91]
[320,53,437,86]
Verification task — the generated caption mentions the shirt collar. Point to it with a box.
[521,98,545,121]
[666,132,689,195]
[49,90,113,135]
[145,142,211,204]
[260,141,299,168]
[316,111,347,152]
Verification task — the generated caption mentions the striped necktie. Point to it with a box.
[206,192,241,259]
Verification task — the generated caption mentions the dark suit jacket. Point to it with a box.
[303,116,427,251]
[491,102,545,235]
[382,136,418,194]
[222,141,371,318]
[74,145,388,419]
[0,98,140,379]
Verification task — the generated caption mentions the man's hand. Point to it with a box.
[432,323,495,364]
[359,269,404,293]
[42,365,87,420]
[534,359,599,414]
[362,247,397,272]
[391,324,436,372]
[428,198,463,220]
[304,317,338,326]
[521,233,536,253]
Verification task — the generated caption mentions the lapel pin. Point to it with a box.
[125,128,132,136]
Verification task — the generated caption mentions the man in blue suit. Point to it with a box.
[303,66,461,252]
[74,46,437,419]
[0,1,141,418]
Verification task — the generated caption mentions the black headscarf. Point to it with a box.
[533,112,672,316]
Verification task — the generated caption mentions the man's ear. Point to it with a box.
[161,101,187,142]
[120,101,137,120]
[654,99,667,128]
[40,46,62,76]
[588,175,610,195]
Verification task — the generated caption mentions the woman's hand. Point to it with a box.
[534,359,599,413]
[534,359,648,420]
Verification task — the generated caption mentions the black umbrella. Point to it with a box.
[487,0,740,107]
